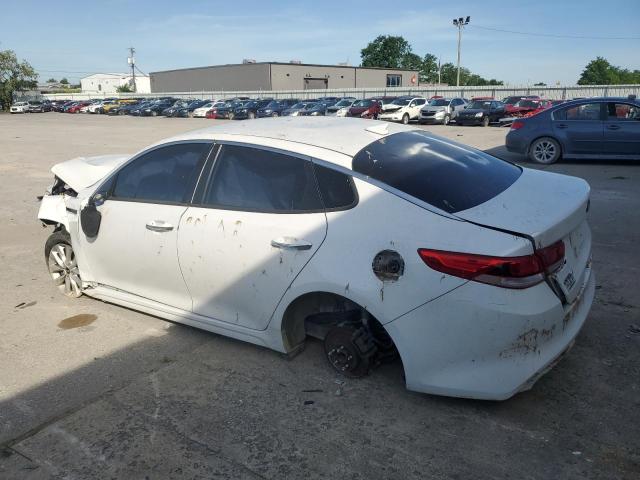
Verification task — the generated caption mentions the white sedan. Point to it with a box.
[193,101,223,118]
[37,118,594,400]
[10,101,30,113]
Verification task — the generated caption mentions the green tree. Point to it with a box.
[420,53,439,84]
[0,50,38,110]
[46,77,57,83]
[400,52,422,71]
[361,35,412,69]
[576,57,640,85]
[534,82,547,86]
[59,77,69,85]
[116,84,133,93]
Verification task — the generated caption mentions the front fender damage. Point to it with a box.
[38,194,70,231]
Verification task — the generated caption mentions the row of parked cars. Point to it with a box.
[12,95,570,127]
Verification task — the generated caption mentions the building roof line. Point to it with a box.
[149,62,418,75]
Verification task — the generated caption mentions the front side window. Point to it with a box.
[204,145,323,212]
[606,103,640,121]
[386,74,402,87]
[112,143,211,203]
[352,131,521,213]
[555,103,602,121]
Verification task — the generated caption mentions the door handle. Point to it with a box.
[146,220,174,232]
[606,124,621,130]
[271,237,312,251]
[556,123,568,129]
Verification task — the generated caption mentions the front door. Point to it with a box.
[177,144,327,330]
[79,142,212,310]
[603,102,640,156]
[553,102,604,155]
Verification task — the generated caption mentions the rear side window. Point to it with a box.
[112,143,210,203]
[555,103,602,121]
[313,164,357,210]
[352,131,521,213]
[203,145,323,212]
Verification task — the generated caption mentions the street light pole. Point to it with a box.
[452,16,470,87]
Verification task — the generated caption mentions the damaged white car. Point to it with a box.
[38,117,595,400]
[378,96,427,124]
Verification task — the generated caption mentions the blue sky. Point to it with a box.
[2,0,639,85]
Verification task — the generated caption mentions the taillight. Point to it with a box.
[535,240,565,273]
[418,249,545,289]
[511,120,525,130]
[418,241,566,289]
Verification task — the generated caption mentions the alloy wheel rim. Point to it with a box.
[534,141,556,163]
[48,243,82,297]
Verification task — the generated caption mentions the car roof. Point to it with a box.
[159,117,416,161]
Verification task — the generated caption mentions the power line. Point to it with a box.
[470,24,640,41]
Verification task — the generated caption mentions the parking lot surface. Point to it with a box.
[1,113,638,479]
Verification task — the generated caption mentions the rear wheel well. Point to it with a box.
[280,292,391,354]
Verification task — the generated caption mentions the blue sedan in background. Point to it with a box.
[506,96,640,164]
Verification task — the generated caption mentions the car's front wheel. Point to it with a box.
[45,230,82,298]
[272,112,279,117]
[529,137,561,164]
[402,113,410,125]
[248,111,256,119]
[443,114,451,125]
[481,115,490,127]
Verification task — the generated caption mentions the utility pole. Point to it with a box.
[128,47,136,92]
[452,16,470,87]
[437,58,441,85]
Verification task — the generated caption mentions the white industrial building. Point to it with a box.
[80,73,151,94]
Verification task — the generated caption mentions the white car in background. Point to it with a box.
[10,101,30,113]
[378,96,427,124]
[87,101,112,114]
[419,97,468,125]
[326,98,357,117]
[37,117,594,400]
[193,101,221,118]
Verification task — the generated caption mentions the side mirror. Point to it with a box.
[81,195,104,237]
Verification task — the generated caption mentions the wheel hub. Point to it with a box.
[48,243,82,297]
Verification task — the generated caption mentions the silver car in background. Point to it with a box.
[419,97,468,125]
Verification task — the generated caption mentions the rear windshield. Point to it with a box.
[352,130,521,213]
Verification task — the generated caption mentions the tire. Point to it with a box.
[482,115,490,127]
[45,230,82,298]
[402,113,410,125]
[529,137,561,164]
[248,111,256,119]
[228,112,235,120]
[151,110,158,117]
[443,114,451,126]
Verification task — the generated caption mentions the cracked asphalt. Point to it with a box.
[0,113,638,479]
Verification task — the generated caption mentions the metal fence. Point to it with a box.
[41,84,640,101]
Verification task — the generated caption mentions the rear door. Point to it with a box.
[552,102,604,155]
[603,102,640,156]
[177,144,328,330]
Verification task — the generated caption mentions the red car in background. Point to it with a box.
[503,95,542,115]
[510,99,552,117]
[347,98,382,119]
[522,99,554,117]
[66,102,90,113]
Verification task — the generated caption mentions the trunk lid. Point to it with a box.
[51,154,130,191]
[455,168,591,303]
